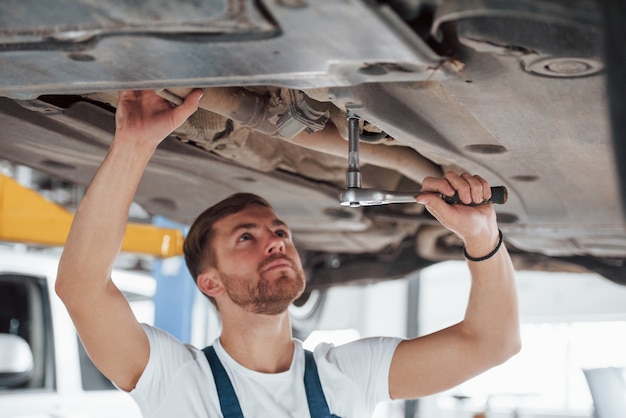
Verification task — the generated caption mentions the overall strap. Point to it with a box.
[203,346,245,418]
[203,346,341,418]
[303,350,341,418]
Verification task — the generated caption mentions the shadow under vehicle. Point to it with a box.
[0,0,625,331]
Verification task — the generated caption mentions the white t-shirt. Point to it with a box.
[130,324,401,417]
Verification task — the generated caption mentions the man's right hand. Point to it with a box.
[114,89,203,149]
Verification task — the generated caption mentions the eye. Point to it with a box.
[238,232,253,242]
[275,229,289,238]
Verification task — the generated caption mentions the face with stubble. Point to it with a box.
[209,205,306,315]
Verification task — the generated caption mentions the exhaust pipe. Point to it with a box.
[159,87,442,184]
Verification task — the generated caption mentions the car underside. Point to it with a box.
[0,0,625,291]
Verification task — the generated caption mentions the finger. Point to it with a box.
[421,175,456,197]
[443,171,473,204]
[171,89,203,127]
[475,175,492,201]
[416,191,455,225]
[116,90,139,108]
[460,173,485,204]
[117,90,133,101]
[115,90,142,125]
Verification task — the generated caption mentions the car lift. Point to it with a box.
[0,173,184,258]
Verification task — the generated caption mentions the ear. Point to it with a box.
[197,267,224,298]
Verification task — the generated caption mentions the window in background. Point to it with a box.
[447,321,626,415]
[420,262,626,417]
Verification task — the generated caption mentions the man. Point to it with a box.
[56,90,520,417]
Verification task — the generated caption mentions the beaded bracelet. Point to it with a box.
[464,229,503,262]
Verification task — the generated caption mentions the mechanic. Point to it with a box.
[56,89,521,417]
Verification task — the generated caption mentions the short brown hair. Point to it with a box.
[183,193,272,303]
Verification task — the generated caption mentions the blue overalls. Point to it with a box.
[203,346,341,418]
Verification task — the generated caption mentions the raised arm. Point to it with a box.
[55,90,202,391]
[389,172,521,399]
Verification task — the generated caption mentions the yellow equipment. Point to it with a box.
[0,174,184,258]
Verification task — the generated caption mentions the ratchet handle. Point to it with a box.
[441,186,508,205]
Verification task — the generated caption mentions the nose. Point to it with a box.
[265,234,286,255]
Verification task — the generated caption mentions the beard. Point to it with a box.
[218,254,306,315]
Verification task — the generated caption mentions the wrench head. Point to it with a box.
[339,188,417,207]
[339,188,383,207]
